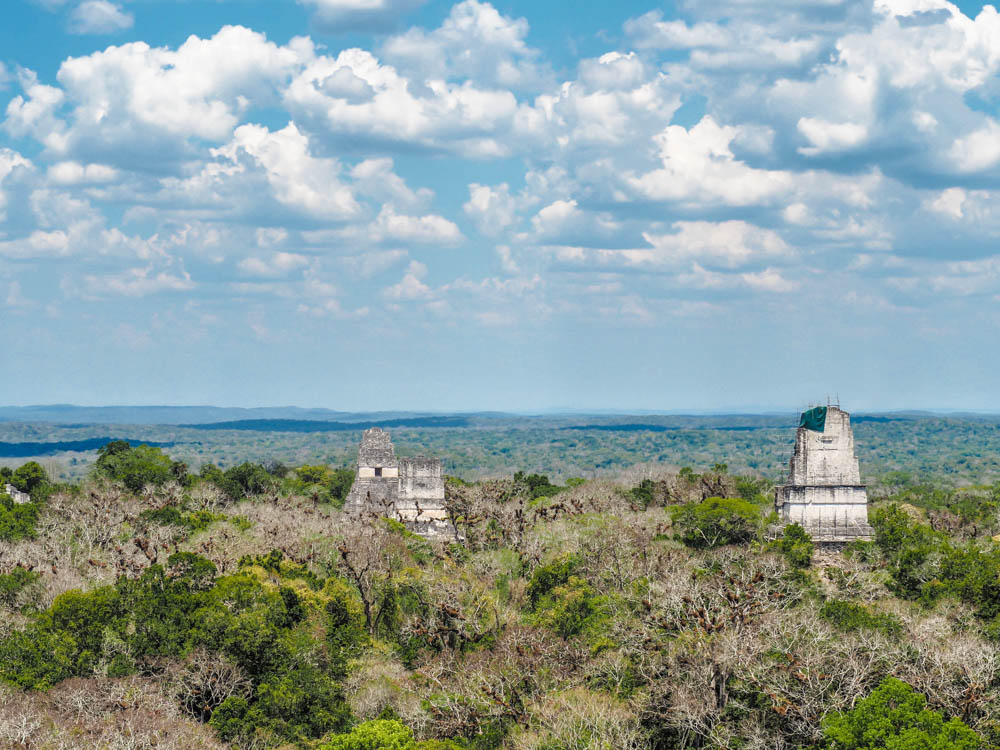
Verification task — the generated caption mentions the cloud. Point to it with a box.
[381,0,550,90]
[626,116,793,206]
[948,122,1000,172]
[7,27,312,168]
[464,182,519,236]
[238,252,310,278]
[796,117,869,156]
[625,12,824,71]
[298,0,426,32]
[285,47,520,157]
[4,70,66,149]
[372,205,462,244]
[79,266,194,297]
[5,0,1000,346]
[383,260,432,300]
[46,161,118,185]
[0,148,33,222]
[636,221,792,269]
[5,281,32,310]
[208,122,361,220]
[351,157,433,211]
[68,1,133,34]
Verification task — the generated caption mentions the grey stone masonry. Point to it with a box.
[3,483,30,505]
[774,405,874,543]
[344,427,453,537]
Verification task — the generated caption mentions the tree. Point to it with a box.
[297,465,332,485]
[10,461,48,493]
[95,442,175,492]
[776,523,814,568]
[220,462,275,500]
[0,497,39,541]
[823,677,981,750]
[334,519,408,635]
[670,497,760,549]
[318,719,416,750]
[317,719,460,750]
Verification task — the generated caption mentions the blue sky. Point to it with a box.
[1,0,999,412]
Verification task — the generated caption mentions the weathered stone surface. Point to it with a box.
[774,406,873,543]
[344,428,453,537]
[3,483,30,505]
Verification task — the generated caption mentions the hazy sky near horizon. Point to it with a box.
[1,0,999,412]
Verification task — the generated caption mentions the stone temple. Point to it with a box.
[3,483,30,505]
[774,405,874,543]
[344,427,452,536]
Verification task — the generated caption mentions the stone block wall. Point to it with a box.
[3,483,30,505]
[787,407,862,486]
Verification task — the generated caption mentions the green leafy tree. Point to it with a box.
[328,468,356,507]
[671,497,760,549]
[531,576,605,639]
[221,462,275,500]
[297,465,332,485]
[776,523,814,568]
[318,719,416,750]
[10,462,47,493]
[0,496,39,541]
[0,566,41,608]
[527,554,580,608]
[514,471,564,500]
[626,479,656,509]
[95,442,176,492]
[822,677,981,750]
[870,504,944,600]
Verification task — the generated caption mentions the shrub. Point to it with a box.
[626,479,656,509]
[527,554,580,608]
[820,599,902,638]
[671,497,760,549]
[140,506,226,532]
[0,566,41,608]
[531,576,605,639]
[514,471,564,500]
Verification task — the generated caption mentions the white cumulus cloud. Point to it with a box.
[68,1,133,35]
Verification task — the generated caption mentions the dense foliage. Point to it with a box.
[3,444,1000,749]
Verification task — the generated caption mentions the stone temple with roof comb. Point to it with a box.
[343,427,453,537]
[773,404,874,544]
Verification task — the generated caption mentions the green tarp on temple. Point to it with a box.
[799,406,828,432]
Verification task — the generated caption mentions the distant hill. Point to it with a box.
[0,405,436,425]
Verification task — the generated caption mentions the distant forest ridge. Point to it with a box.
[0,405,427,425]
[0,404,951,428]
[181,416,472,432]
[0,438,175,458]
[559,416,909,433]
